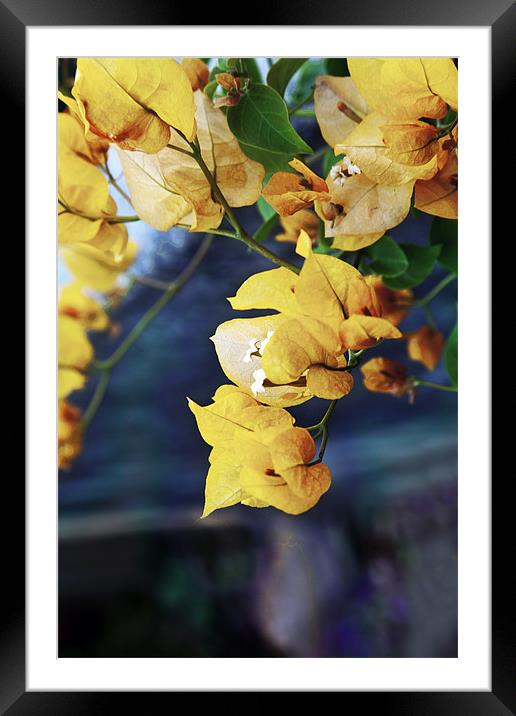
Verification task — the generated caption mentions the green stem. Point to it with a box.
[415,273,457,307]
[93,233,213,372]
[58,200,140,224]
[307,400,338,463]
[305,146,328,167]
[412,379,458,393]
[175,223,237,239]
[103,163,132,203]
[288,91,314,116]
[291,108,316,119]
[186,140,300,274]
[81,370,110,432]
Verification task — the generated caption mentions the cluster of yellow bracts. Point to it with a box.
[56,56,457,515]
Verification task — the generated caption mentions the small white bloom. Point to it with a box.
[329,164,347,187]
[251,368,267,396]
[243,338,257,363]
[344,155,361,175]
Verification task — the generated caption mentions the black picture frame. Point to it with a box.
[6,0,506,710]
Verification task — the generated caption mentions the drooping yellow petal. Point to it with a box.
[228,267,299,314]
[314,75,367,149]
[276,210,319,244]
[58,315,94,370]
[72,58,196,152]
[268,426,317,474]
[58,110,109,166]
[335,113,439,185]
[60,240,138,292]
[361,357,412,397]
[181,58,210,90]
[295,240,362,328]
[262,161,330,216]
[321,173,414,237]
[58,400,83,469]
[365,276,412,326]
[211,316,312,407]
[58,367,86,400]
[117,149,191,231]
[261,317,342,385]
[306,365,354,400]
[194,91,264,207]
[330,232,385,251]
[414,151,458,219]
[340,314,402,350]
[348,58,453,120]
[188,392,258,449]
[381,121,440,166]
[59,282,109,331]
[421,58,458,112]
[202,455,243,518]
[406,325,445,370]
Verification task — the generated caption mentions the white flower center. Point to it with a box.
[329,157,361,187]
[243,330,274,363]
[251,368,267,395]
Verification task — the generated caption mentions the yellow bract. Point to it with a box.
[188,387,332,516]
[71,58,196,153]
[314,75,367,149]
[58,401,83,470]
[262,160,330,216]
[58,315,94,399]
[348,58,457,120]
[361,357,412,397]
[118,90,264,231]
[406,325,445,370]
[276,209,319,244]
[212,231,401,405]
[59,282,110,331]
[414,151,458,219]
[335,113,440,185]
[60,240,138,293]
[181,58,210,90]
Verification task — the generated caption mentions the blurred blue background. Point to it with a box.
[58,75,458,659]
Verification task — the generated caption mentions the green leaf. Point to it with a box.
[257,196,276,221]
[430,217,458,274]
[445,323,458,386]
[204,79,218,99]
[365,236,408,278]
[253,213,279,244]
[288,58,326,103]
[267,58,307,97]
[227,83,312,172]
[383,244,441,290]
[325,58,350,76]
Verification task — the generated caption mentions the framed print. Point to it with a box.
[5,0,509,709]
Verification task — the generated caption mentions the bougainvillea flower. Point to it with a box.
[58,315,94,399]
[118,90,264,232]
[365,276,412,326]
[406,325,445,370]
[58,400,83,470]
[314,75,367,149]
[335,113,440,185]
[181,58,210,90]
[361,357,413,398]
[213,232,400,403]
[414,150,458,219]
[60,240,138,293]
[276,209,320,244]
[348,58,457,120]
[316,165,414,246]
[69,58,196,153]
[261,159,331,216]
[188,385,332,516]
[59,282,110,331]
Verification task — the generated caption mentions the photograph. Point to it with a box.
[57,55,460,659]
